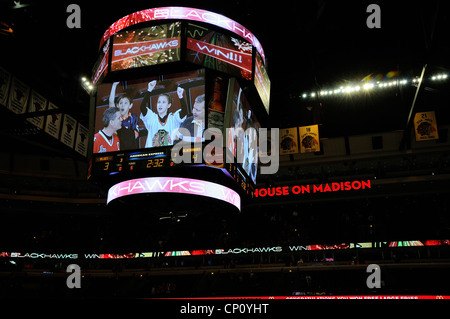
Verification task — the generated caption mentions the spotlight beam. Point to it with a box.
[399,64,427,150]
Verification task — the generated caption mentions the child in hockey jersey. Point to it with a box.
[140,80,188,148]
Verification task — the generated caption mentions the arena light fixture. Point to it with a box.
[301,72,448,100]
[431,74,448,81]
[81,76,93,94]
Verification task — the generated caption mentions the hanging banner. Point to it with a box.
[0,66,11,107]
[7,77,30,114]
[27,90,47,129]
[413,111,439,141]
[279,127,299,155]
[60,114,77,148]
[44,102,62,139]
[299,124,320,153]
[74,122,89,157]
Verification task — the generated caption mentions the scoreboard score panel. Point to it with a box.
[93,149,170,175]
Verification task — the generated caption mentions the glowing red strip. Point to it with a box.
[92,47,109,85]
[150,295,450,300]
[100,6,265,63]
[107,177,241,211]
[255,180,372,197]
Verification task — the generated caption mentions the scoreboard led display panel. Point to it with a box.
[93,69,205,153]
[107,177,241,211]
[225,78,260,185]
[254,52,271,114]
[186,23,253,80]
[99,7,266,64]
[111,22,182,71]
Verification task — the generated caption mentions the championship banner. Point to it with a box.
[7,77,30,114]
[44,102,62,139]
[299,124,320,153]
[60,114,77,148]
[27,90,47,129]
[187,37,253,76]
[74,122,89,157]
[0,66,11,107]
[279,127,299,155]
[413,111,439,141]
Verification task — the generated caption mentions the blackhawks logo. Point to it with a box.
[152,129,172,146]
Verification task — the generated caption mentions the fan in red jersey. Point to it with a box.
[93,107,122,153]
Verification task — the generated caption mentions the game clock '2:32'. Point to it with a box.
[146,158,165,168]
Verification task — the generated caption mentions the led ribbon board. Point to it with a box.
[107,177,241,211]
[100,6,265,64]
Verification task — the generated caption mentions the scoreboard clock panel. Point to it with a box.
[127,150,170,171]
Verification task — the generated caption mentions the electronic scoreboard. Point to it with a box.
[88,7,271,214]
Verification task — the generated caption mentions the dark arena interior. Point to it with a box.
[0,0,450,307]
